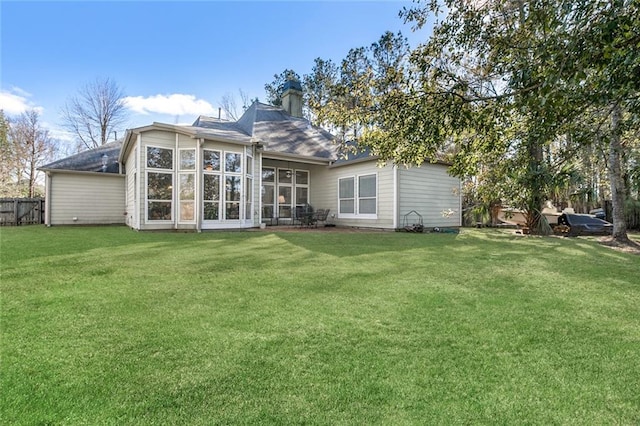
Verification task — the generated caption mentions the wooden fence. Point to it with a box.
[0,198,45,226]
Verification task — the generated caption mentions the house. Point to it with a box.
[41,84,461,231]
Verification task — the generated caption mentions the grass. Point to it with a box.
[1,226,639,425]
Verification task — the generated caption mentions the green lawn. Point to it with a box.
[1,226,639,425]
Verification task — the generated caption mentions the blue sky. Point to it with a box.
[1,1,432,148]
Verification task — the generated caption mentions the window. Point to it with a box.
[203,174,220,220]
[295,170,309,217]
[203,149,243,221]
[179,174,195,221]
[246,155,253,177]
[203,150,221,172]
[180,149,196,170]
[261,167,275,219]
[224,152,242,220]
[146,146,173,221]
[147,146,173,169]
[339,177,355,214]
[358,175,377,214]
[225,152,242,173]
[225,176,241,219]
[245,177,253,220]
[277,168,293,218]
[278,186,292,218]
[178,149,195,222]
[245,152,253,221]
[338,174,377,218]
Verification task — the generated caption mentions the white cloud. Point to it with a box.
[0,88,44,115]
[123,94,216,117]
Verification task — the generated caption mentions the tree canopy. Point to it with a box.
[304,0,639,240]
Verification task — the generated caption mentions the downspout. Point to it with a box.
[45,171,52,226]
[258,145,263,225]
[393,165,398,229]
[174,133,179,230]
[135,134,141,230]
[196,138,202,232]
[459,179,463,227]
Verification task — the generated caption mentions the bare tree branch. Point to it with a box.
[61,77,127,150]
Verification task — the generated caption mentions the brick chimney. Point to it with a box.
[281,79,303,118]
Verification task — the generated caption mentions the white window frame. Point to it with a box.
[277,167,293,219]
[294,169,310,209]
[202,149,222,222]
[245,149,253,222]
[223,151,243,221]
[337,173,377,219]
[145,145,174,223]
[177,148,196,223]
[261,167,276,221]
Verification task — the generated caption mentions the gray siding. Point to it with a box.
[313,161,396,229]
[398,164,461,228]
[124,145,137,229]
[49,172,125,225]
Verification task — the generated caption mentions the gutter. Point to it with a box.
[38,168,125,177]
[262,151,332,166]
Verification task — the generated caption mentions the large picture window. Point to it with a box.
[203,149,243,221]
[203,174,220,220]
[338,174,377,218]
[178,149,195,222]
[146,146,173,222]
[225,176,241,219]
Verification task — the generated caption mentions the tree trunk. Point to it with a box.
[608,104,629,243]
[525,136,550,235]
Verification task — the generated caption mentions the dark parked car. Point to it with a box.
[557,213,613,236]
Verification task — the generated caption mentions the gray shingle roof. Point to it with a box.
[49,101,343,173]
[233,102,338,159]
[192,102,338,159]
[189,116,252,143]
[40,140,122,173]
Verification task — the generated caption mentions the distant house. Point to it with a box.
[41,84,461,230]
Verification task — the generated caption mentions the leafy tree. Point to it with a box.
[61,77,127,150]
[264,69,301,107]
[303,58,338,127]
[325,0,639,241]
[370,31,410,97]
[309,32,410,147]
